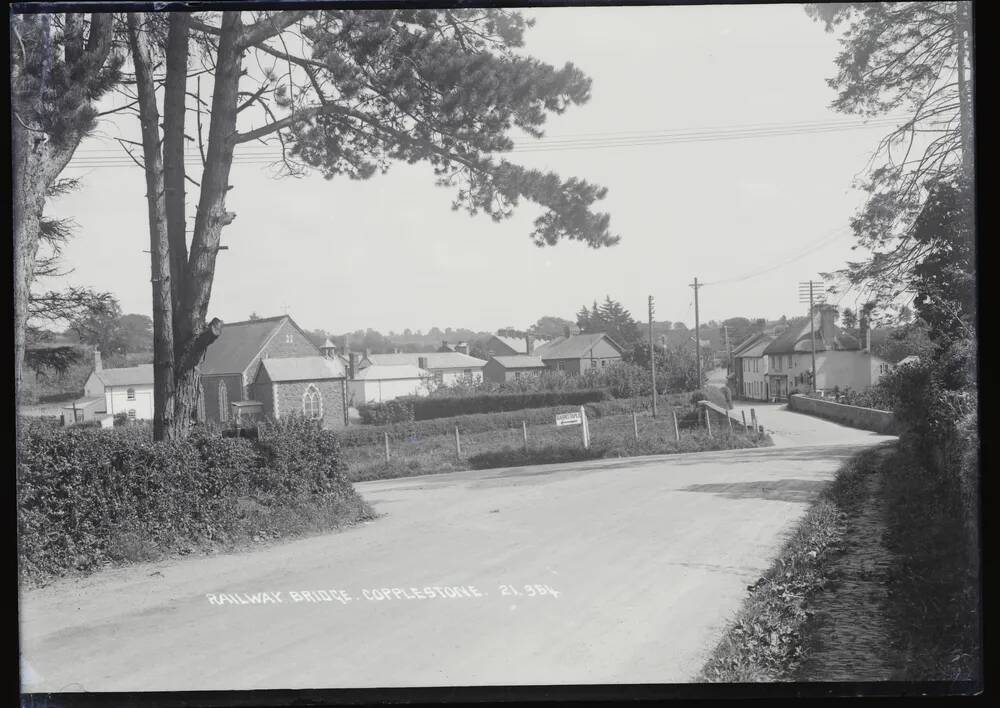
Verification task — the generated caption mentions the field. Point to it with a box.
[340,403,769,482]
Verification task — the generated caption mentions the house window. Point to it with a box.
[218,381,229,422]
[787,355,793,369]
[302,384,322,420]
[514,371,522,381]
[557,362,565,371]
[464,369,472,376]
[127,387,136,401]
[286,334,294,344]
[601,360,607,368]
[128,409,136,420]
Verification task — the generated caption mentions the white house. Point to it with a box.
[348,364,432,405]
[361,352,486,388]
[763,305,893,399]
[68,351,155,422]
[732,333,773,401]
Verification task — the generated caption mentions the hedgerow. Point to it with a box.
[357,389,610,424]
[17,416,372,585]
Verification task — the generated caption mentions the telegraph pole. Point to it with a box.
[798,280,823,392]
[648,295,658,417]
[690,277,702,386]
[723,324,731,378]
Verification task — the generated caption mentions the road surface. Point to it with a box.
[20,406,894,692]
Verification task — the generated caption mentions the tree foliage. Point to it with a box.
[805,2,974,312]
[577,296,641,348]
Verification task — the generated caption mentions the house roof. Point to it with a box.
[762,311,861,355]
[488,335,553,355]
[352,364,429,381]
[94,364,154,387]
[489,355,547,369]
[366,352,487,369]
[258,356,346,382]
[733,334,773,359]
[534,332,622,360]
[201,316,313,376]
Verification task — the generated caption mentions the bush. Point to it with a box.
[113,412,129,427]
[17,415,372,585]
[690,386,730,409]
[358,398,414,425]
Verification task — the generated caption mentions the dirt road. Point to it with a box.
[20,407,893,691]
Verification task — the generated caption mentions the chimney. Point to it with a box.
[819,305,836,347]
[93,349,103,372]
[418,356,428,370]
[363,348,370,360]
[348,352,357,379]
[563,325,571,338]
[525,334,534,355]
[456,342,469,355]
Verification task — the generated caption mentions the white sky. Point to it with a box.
[50,4,894,335]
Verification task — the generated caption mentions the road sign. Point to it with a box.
[555,412,582,427]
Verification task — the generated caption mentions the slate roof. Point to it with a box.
[366,352,487,369]
[533,333,622,360]
[762,311,861,355]
[94,364,154,387]
[201,316,313,376]
[733,333,773,359]
[352,364,430,381]
[258,356,346,382]
[489,355,547,369]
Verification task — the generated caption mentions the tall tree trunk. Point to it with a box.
[166,12,244,438]
[127,13,177,441]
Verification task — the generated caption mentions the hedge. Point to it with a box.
[358,389,611,425]
[17,416,372,585]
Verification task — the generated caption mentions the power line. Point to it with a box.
[64,115,910,169]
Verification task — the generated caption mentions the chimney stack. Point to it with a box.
[525,334,534,355]
[563,325,571,339]
[456,341,469,355]
[418,356,428,370]
[93,349,103,372]
[819,305,836,347]
[348,352,357,379]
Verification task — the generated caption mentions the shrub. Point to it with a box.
[113,412,129,427]
[690,386,730,409]
[358,398,414,425]
[17,415,371,585]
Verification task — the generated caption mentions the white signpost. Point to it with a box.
[555,407,590,449]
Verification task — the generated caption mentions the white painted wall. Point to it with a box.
[104,384,154,420]
[740,356,769,400]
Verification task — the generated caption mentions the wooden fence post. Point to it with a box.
[455,426,462,458]
[522,420,528,452]
[580,405,590,450]
[384,432,390,463]
[672,410,680,441]
[741,410,748,431]
[705,406,712,436]
[632,411,639,442]
[727,412,734,434]
[750,408,758,433]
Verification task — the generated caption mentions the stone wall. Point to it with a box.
[788,393,898,434]
[274,379,347,429]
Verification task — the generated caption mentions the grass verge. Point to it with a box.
[699,445,885,682]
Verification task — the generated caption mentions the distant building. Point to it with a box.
[483,355,548,384]
[534,332,624,375]
[732,333,773,401]
[199,315,330,424]
[361,351,486,387]
[348,364,432,404]
[763,305,893,399]
[65,350,154,423]
[484,335,548,357]
[250,355,348,428]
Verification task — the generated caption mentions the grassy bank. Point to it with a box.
[342,408,769,482]
[700,441,980,683]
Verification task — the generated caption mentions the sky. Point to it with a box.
[49,4,900,336]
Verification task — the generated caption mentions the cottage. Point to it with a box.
[199,315,320,423]
[348,364,431,404]
[533,332,624,374]
[483,355,549,383]
[65,351,154,423]
[249,356,348,428]
[361,351,486,387]
[731,333,773,401]
[763,305,893,399]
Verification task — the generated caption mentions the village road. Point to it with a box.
[20,408,894,692]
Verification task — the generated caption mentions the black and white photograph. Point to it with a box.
[13,0,980,700]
